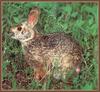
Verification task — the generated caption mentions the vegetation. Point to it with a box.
[2,2,98,90]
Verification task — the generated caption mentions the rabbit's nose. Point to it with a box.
[9,31,14,37]
[11,27,15,32]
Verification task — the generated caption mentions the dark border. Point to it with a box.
[0,0,99,92]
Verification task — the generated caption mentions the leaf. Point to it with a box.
[71,12,78,18]
[81,5,98,20]
[74,18,84,28]
[46,76,51,89]
[13,17,20,23]
[31,80,36,89]
[12,80,17,90]
[82,84,93,90]
[38,2,54,8]
[88,24,97,36]
[64,5,72,15]
[88,15,94,26]
[42,82,47,90]
[24,2,38,8]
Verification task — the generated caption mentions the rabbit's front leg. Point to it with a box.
[24,54,45,81]
[34,67,46,81]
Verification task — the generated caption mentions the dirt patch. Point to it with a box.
[15,71,28,86]
[2,79,12,89]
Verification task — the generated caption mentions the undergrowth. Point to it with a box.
[2,2,98,90]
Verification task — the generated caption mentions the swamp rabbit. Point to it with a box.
[10,7,83,81]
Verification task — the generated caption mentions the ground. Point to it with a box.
[2,2,98,90]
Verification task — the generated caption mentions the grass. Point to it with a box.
[2,1,98,90]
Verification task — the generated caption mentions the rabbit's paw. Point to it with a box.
[34,69,46,81]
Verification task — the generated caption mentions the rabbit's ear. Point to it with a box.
[27,7,41,27]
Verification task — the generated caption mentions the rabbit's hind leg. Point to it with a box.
[60,54,74,79]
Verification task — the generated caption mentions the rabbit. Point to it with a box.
[10,7,83,81]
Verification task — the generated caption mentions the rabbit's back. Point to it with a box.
[24,32,82,75]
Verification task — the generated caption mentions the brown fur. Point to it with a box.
[23,32,83,80]
[10,7,83,81]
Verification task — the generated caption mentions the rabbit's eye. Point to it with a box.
[17,26,22,31]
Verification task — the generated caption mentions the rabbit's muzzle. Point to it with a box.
[9,31,15,37]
